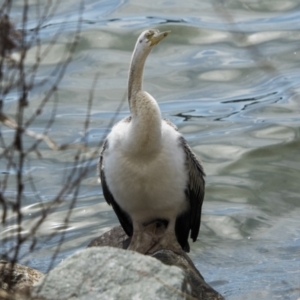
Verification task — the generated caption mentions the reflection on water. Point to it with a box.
[1,0,300,299]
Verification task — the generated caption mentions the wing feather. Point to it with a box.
[180,136,205,242]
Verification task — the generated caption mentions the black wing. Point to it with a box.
[163,120,205,251]
[175,136,205,252]
[99,140,133,237]
[181,137,205,241]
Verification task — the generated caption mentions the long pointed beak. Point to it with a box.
[150,30,171,46]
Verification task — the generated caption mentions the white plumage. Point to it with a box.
[99,29,205,252]
[104,118,188,225]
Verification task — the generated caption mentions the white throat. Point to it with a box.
[125,91,162,156]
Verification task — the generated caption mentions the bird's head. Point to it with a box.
[128,28,170,100]
[136,29,170,50]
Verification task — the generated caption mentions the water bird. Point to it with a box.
[99,29,205,253]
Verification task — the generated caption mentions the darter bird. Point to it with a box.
[99,29,205,253]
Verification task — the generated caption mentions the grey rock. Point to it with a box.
[88,225,131,249]
[88,226,224,300]
[1,226,224,300]
[33,246,194,300]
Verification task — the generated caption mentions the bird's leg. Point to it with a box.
[128,221,160,254]
[147,219,183,255]
[128,219,183,255]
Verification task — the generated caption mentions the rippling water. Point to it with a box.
[1,1,300,299]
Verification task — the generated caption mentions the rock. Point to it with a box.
[33,246,195,300]
[1,226,224,300]
[0,260,44,299]
[88,226,224,300]
[152,250,223,300]
[88,225,131,249]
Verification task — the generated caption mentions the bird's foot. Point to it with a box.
[128,220,183,255]
[147,231,183,255]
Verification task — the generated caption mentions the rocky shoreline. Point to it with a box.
[0,226,224,300]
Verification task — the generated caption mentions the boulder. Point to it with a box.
[0,226,224,300]
[88,226,224,300]
[33,246,197,300]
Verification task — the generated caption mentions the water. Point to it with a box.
[1,0,300,299]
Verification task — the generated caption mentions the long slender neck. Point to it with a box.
[126,43,162,155]
[128,45,150,108]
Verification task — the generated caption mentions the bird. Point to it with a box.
[99,29,205,253]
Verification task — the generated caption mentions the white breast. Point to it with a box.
[103,120,189,223]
